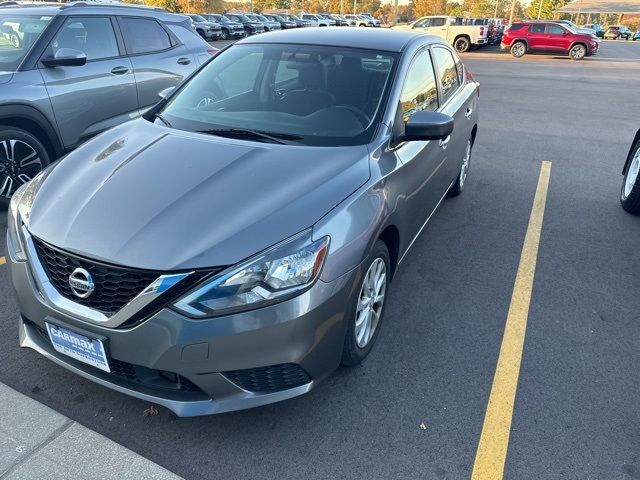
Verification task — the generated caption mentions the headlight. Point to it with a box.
[173,231,329,318]
[7,171,47,262]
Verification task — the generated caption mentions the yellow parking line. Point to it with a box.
[471,161,552,480]
[0,256,5,266]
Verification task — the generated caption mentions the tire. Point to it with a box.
[511,41,526,58]
[0,126,50,205]
[221,29,229,40]
[341,240,390,366]
[448,136,473,197]
[10,33,20,48]
[569,44,586,60]
[621,139,640,214]
[454,36,470,53]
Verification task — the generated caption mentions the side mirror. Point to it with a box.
[41,48,87,67]
[402,111,454,142]
[158,86,175,100]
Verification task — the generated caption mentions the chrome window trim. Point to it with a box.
[23,226,192,329]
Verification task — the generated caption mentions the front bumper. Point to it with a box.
[7,239,358,416]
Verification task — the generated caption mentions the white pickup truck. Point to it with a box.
[393,16,488,52]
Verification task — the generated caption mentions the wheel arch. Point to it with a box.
[378,225,400,280]
[622,129,640,175]
[512,38,528,49]
[569,41,587,51]
[0,104,64,159]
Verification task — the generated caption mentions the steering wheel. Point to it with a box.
[336,105,371,127]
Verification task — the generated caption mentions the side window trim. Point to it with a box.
[40,15,124,65]
[430,45,462,108]
[115,16,178,57]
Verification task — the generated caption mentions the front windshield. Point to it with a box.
[257,15,269,22]
[160,43,398,147]
[0,14,51,71]
[191,15,206,22]
[215,15,229,22]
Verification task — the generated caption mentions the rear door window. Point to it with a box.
[546,25,565,34]
[430,17,446,27]
[530,24,546,33]
[119,17,172,55]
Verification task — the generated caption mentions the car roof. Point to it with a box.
[238,27,445,52]
[0,1,182,22]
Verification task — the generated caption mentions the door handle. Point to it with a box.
[439,136,451,149]
[177,57,191,65]
[110,66,129,75]
[465,108,473,119]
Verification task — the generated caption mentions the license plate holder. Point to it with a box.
[45,322,111,373]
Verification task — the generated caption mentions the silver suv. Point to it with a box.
[0,2,214,203]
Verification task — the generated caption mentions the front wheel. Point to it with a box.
[342,240,390,366]
[621,139,640,214]
[454,36,470,53]
[0,127,50,206]
[448,136,473,197]
[511,41,526,58]
[221,29,229,40]
[569,44,586,60]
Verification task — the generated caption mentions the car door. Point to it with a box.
[426,17,449,41]
[117,16,195,113]
[546,24,570,51]
[38,16,137,149]
[392,48,448,243]
[527,23,547,49]
[431,45,475,183]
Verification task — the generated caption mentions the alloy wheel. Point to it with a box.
[355,258,387,348]
[455,38,469,52]
[0,139,43,198]
[624,148,640,198]
[570,45,586,60]
[512,43,525,57]
[460,139,472,188]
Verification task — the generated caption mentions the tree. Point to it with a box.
[412,0,446,18]
[524,0,567,20]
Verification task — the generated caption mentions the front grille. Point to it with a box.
[32,322,204,394]
[33,238,158,314]
[223,363,311,393]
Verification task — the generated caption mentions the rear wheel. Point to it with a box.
[0,127,50,206]
[454,36,470,53]
[621,140,640,214]
[511,41,526,58]
[342,240,390,366]
[569,44,586,60]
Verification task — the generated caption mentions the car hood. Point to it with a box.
[0,71,14,85]
[27,120,371,271]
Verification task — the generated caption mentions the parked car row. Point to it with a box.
[392,15,502,52]
[500,20,600,60]
[185,10,383,41]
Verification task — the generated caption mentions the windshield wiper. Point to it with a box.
[196,128,302,145]
[155,113,172,127]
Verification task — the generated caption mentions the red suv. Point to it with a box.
[501,21,599,60]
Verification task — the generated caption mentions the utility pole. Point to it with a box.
[537,0,543,19]
[392,0,398,25]
[353,0,356,14]
[494,0,500,19]
[508,0,516,25]
[340,0,343,15]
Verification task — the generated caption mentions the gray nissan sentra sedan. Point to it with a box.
[6,28,479,416]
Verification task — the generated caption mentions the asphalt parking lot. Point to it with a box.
[1,39,639,480]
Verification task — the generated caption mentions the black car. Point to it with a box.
[263,13,296,29]
[279,13,312,28]
[225,13,265,35]
[621,128,640,213]
[202,14,245,40]
[583,23,605,38]
[187,14,222,40]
